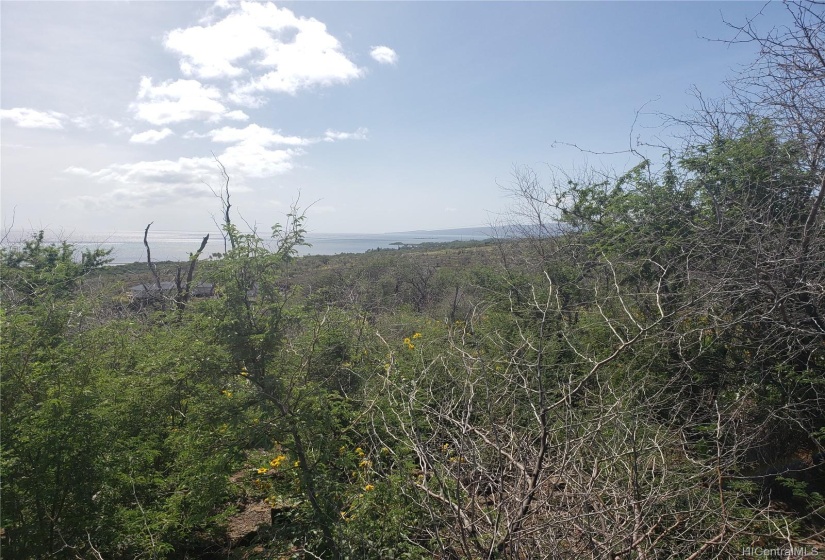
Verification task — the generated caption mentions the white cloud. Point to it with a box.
[69,116,95,129]
[219,109,249,122]
[219,143,299,177]
[64,166,93,176]
[70,156,219,209]
[72,148,296,209]
[107,119,129,132]
[69,123,314,207]
[130,128,175,144]
[76,181,215,210]
[0,107,67,129]
[209,123,313,147]
[131,77,234,125]
[370,46,398,65]
[81,157,213,185]
[0,109,133,135]
[207,124,309,176]
[69,114,130,133]
[324,127,368,142]
[164,1,363,103]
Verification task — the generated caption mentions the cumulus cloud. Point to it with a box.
[66,123,319,207]
[209,123,312,147]
[69,115,131,134]
[79,157,213,185]
[69,156,220,209]
[324,127,368,142]
[69,119,374,208]
[71,150,297,210]
[130,128,175,144]
[370,46,398,65]
[207,124,309,176]
[164,1,363,103]
[217,109,249,122]
[64,166,93,176]
[219,144,298,177]
[131,77,240,125]
[1,109,135,136]
[76,181,216,210]
[0,107,67,129]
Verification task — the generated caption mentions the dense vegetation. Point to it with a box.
[2,4,824,558]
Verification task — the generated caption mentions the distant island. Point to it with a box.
[387,226,498,237]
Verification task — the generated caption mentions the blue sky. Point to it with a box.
[1,1,788,235]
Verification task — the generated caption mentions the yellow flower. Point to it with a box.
[355,447,365,457]
[257,467,268,474]
[403,337,411,345]
[294,460,301,468]
[364,484,375,492]
[222,389,233,397]
[339,445,347,455]
[412,332,422,339]
[359,459,372,469]
[270,455,286,468]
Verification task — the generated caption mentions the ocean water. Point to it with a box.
[3,229,493,265]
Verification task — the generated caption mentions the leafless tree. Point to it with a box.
[206,153,234,254]
[142,221,208,312]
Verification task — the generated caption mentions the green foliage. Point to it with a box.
[1,237,112,557]
[1,230,111,304]
[2,94,824,557]
[681,118,814,227]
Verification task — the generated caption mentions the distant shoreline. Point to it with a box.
[3,229,495,264]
